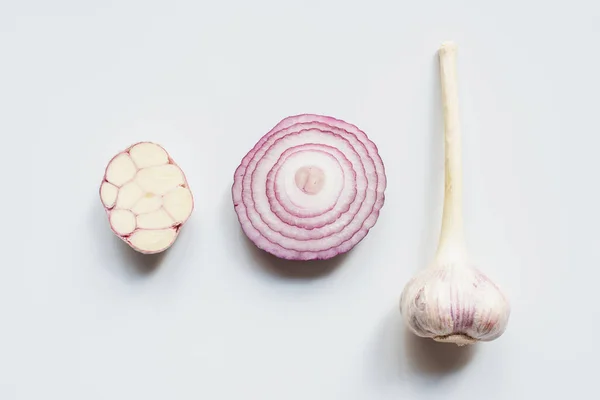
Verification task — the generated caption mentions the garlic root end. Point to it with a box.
[433,334,477,346]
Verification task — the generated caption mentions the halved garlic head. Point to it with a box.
[99,142,193,254]
[399,264,510,345]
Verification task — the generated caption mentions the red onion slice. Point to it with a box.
[232,114,386,260]
[268,144,356,224]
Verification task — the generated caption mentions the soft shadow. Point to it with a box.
[404,326,477,375]
[365,307,406,383]
[91,202,166,280]
[242,234,346,279]
[110,234,166,276]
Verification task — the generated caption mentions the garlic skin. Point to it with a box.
[399,41,511,345]
[400,262,510,345]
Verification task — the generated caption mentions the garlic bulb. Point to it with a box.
[399,42,510,346]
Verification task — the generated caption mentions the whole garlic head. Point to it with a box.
[400,260,510,346]
[398,41,512,345]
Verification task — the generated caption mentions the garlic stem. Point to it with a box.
[399,41,511,345]
[435,42,467,264]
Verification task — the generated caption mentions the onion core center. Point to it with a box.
[294,166,325,195]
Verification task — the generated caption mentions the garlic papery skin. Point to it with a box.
[400,262,510,346]
[399,41,510,346]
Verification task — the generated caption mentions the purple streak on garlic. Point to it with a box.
[399,42,510,346]
[400,264,510,345]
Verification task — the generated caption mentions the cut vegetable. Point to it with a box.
[232,114,387,260]
[100,142,194,254]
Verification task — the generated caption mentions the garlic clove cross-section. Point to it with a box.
[99,142,194,254]
[399,42,510,346]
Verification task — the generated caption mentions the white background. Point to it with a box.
[1,0,597,399]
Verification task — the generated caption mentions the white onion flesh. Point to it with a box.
[232,114,386,260]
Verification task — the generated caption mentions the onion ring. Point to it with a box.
[232,114,386,260]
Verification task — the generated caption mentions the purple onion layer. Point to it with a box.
[232,114,387,260]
